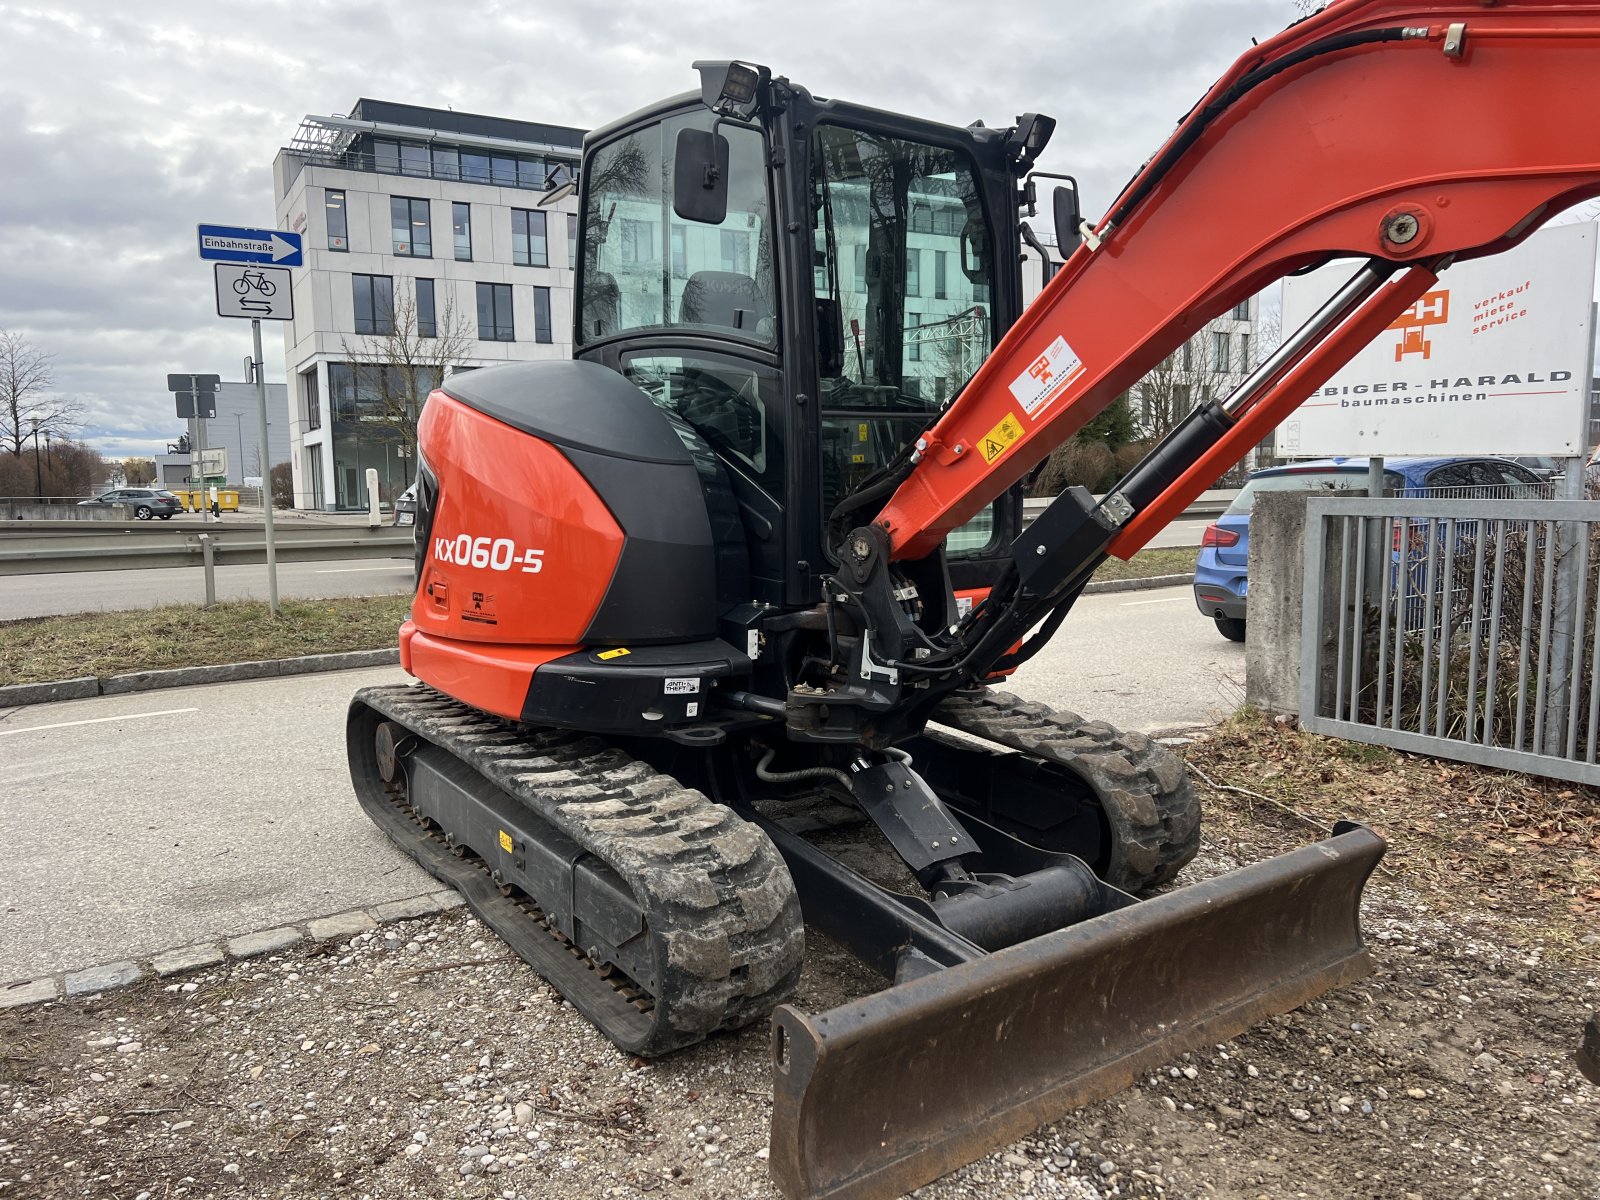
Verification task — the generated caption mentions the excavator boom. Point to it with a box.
[878,0,1600,564]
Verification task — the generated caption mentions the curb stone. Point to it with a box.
[1082,573,1193,595]
[0,648,401,709]
[0,888,463,1015]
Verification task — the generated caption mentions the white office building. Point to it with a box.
[272,100,585,511]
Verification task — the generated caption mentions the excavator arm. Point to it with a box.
[877,0,1600,571]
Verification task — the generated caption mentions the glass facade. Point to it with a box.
[453,203,472,261]
[326,362,438,509]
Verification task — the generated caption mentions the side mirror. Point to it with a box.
[673,128,730,225]
[815,298,845,377]
[1053,183,1082,248]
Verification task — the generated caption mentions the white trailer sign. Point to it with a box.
[1278,222,1595,457]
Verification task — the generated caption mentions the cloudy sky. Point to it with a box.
[0,0,1308,459]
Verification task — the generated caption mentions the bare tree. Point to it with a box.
[0,328,73,457]
[339,291,474,460]
[1132,334,1216,440]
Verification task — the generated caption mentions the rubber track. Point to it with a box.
[932,688,1201,891]
[352,683,805,1057]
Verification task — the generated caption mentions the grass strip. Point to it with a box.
[1091,546,1199,582]
[0,596,411,687]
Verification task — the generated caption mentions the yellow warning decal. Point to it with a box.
[981,413,1026,463]
[498,830,514,853]
[597,647,631,661]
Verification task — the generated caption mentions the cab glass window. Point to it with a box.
[580,114,776,346]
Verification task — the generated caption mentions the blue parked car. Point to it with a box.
[1193,456,1546,641]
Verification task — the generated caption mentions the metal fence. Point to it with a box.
[1300,494,1600,785]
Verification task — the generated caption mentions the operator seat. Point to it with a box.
[680,271,772,336]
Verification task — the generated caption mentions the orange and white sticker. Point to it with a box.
[980,413,1025,463]
[1009,335,1085,418]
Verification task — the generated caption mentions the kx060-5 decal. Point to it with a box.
[433,534,544,574]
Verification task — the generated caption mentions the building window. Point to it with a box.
[461,153,490,184]
[401,143,429,176]
[1182,340,1192,371]
[1239,332,1250,370]
[390,197,431,257]
[1232,299,1250,320]
[908,312,921,361]
[373,139,399,174]
[934,250,947,300]
[1212,330,1230,372]
[353,274,394,335]
[906,249,921,297]
[492,156,518,187]
[453,203,472,261]
[431,147,459,180]
[533,286,553,344]
[303,368,321,431]
[512,209,548,267]
[518,157,546,189]
[670,227,687,278]
[326,189,348,251]
[621,219,656,264]
[568,213,578,270]
[720,229,750,275]
[416,279,436,338]
[477,282,514,341]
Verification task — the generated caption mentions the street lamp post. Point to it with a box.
[30,420,42,499]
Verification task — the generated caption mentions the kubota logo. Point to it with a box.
[1387,289,1450,362]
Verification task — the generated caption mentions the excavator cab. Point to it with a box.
[570,62,1034,610]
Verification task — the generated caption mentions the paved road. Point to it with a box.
[0,556,414,617]
[1,584,1237,984]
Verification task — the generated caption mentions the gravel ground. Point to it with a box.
[2,727,1597,1200]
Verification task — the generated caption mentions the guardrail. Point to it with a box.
[0,525,413,576]
[1,489,1236,577]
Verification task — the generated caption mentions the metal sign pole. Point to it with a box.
[187,411,199,510]
[252,317,280,615]
[194,390,212,524]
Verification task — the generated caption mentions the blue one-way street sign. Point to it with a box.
[196,224,303,267]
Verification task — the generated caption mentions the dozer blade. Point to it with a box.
[768,822,1385,1200]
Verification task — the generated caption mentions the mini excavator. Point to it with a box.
[348,3,1600,1195]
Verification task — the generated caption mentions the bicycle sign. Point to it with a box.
[214,263,293,321]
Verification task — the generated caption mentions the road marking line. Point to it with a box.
[0,708,199,737]
[313,566,409,574]
[1121,595,1190,606]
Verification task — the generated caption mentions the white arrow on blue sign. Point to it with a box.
[197,224,303,268]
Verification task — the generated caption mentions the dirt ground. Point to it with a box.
[2,716,1596,1200]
